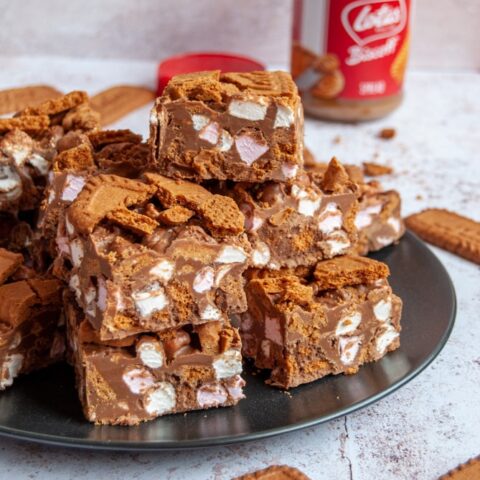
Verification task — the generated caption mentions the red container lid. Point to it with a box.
[157,52,265,96]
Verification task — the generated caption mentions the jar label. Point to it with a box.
[292,0,411,100]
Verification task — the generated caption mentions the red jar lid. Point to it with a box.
[157,52,265,96]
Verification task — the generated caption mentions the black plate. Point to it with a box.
[0,232,456,450]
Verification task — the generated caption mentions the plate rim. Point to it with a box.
[0,232,457,451]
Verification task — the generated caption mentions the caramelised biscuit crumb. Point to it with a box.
[320,157,355,193]
[363,162,393,177]
[234,465,311,480]
[157,205,194,225]
[378,127,396,140]
[52,144,95,172]
[313,256,390,290]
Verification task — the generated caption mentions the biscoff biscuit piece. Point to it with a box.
[20,90,88,116]
[0,85,63,115]
[91,85,156,126]
[88,129,142,149]
[405,209,480,264]
[363,162,393,176]
[0,115,50,132]
[106,208,159,236]
[313,256,390,290]
[145,172,244,237]
[439,456,480,480]
[150,70,304,183]
[52,144,95,172]
[234,465,311,480]
[68,174,156,235]
[157,205,194,225]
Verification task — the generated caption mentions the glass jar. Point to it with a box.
[291,0,412,122]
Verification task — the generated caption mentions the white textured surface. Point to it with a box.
[0,57,479,479]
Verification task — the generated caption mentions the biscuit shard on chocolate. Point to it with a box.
[67,174,156,234]
[149,70,304,182]
[20,90,88,116]
[145,172,244,237]
[313,256,390,290]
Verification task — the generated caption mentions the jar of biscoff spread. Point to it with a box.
[291,0,411,122]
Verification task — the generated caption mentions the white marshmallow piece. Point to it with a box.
[336,312,362,336]
[197,383,228,408]
[201,304,222,321]
[96,276,108,312]
[62,175,86,202]
[387,216,402,233]
[376,325,399,355]
[326,233,351,256]
[252,242,271,267]
[28,153,49,175]
[216,245,247,264]
[144,382,176,415]
[191,114,209,131]
[274,104,295,128]
[193,266,215,293]
[213,349,243,379]
[354,204,382,229]
[0,353,23,389]
[199,122,220,145]
[225,375,245,401]
[122,367,156,395]
[0,165,21,200]
[228,99,267,121]
[218,130,233,152]
[150,260,174,283]
[265,315,283,345]
[132,283,168,317]
[69,238,84,267]
[235,134,269,166]
[374,298,392,322]
[282,163,298,179]
[339,336,361,365]
[214,265,233,287]
[137,340,164,369]
[298,197,321,217]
